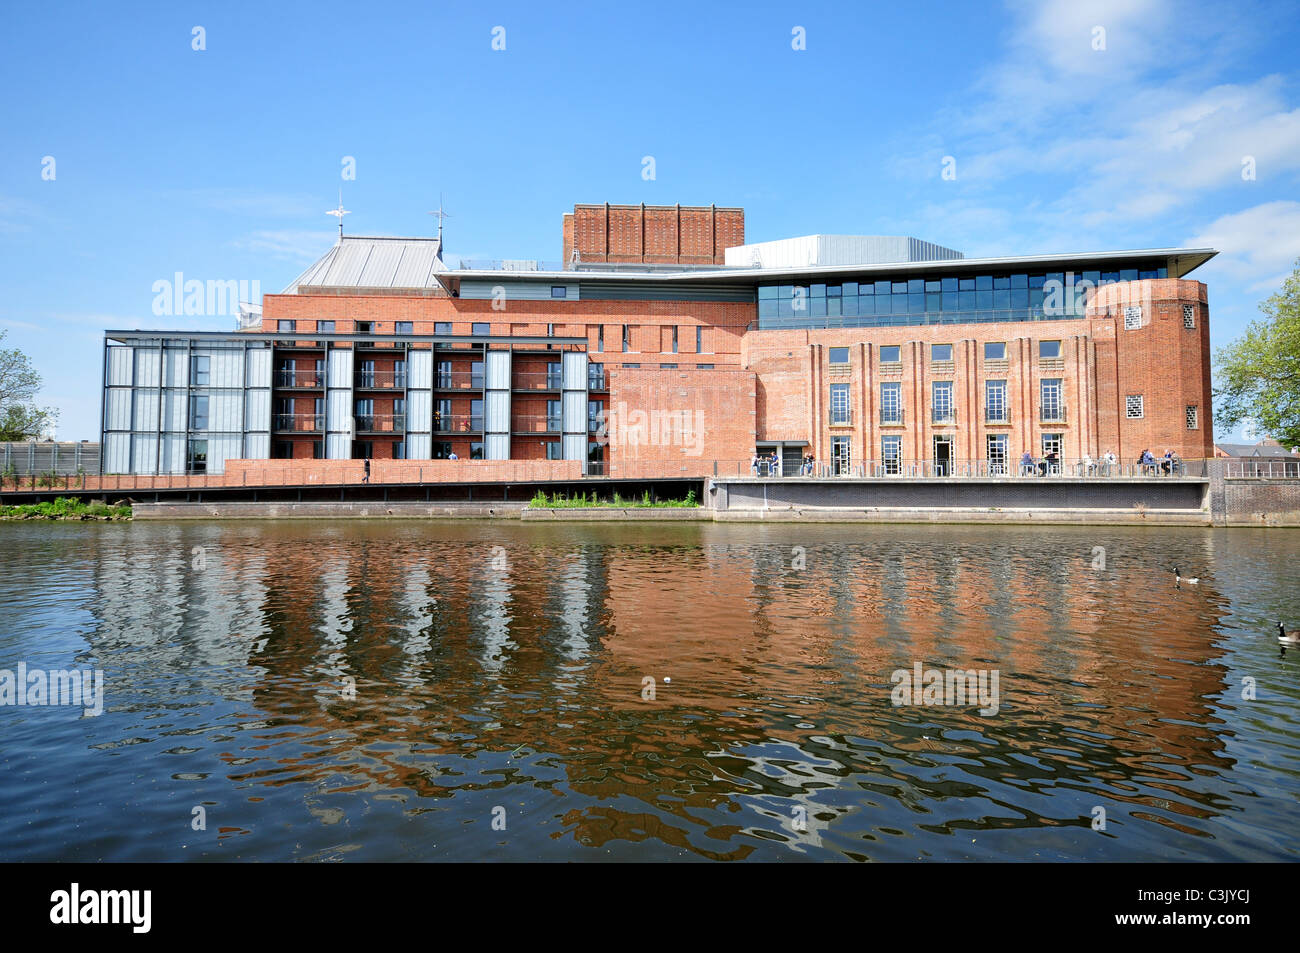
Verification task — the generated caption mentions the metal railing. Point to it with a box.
[1039,406,1068,423]
[274,370,324,387]
[513,370,566,390]
[434,371,485,390]
[273,413,325,432]
[932,410,955,424]
[512,414,564,434]
[354,369,408,389]
[1224,460,1300,478]
[433,414,484,433]
[355,414,407,433]
[588,374,608,391]
[739,458,1210,479]
[985,411,1010,424]
[880,409,905,426]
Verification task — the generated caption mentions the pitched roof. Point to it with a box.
[283,236,447,293]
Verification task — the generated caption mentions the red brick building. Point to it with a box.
[100,205,1217,478]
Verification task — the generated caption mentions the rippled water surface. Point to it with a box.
[1,520,1298,862]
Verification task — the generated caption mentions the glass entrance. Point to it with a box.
[933,436,953,476]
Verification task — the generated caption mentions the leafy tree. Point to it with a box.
[1214,257,1300,449]
[0,330,59,441]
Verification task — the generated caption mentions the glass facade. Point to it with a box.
[757,263,1168,329]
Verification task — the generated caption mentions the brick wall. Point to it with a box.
[562,204,744,265]
[605,367,756,475]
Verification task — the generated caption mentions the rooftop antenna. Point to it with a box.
[428,194,451,245]
[326,189,350,239]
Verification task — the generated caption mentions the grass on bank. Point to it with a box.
[0,497,132,521]
[529,489,698,509]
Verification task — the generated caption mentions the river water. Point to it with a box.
[1,520,1297,862]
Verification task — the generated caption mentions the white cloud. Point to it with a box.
[233,229,334,262]
[1186,200,1300,292]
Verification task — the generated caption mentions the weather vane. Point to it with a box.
[428,194,451,244]
[326,189,350,238]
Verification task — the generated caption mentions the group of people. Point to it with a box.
[1138,448,1181,475]
[750,452,819,476]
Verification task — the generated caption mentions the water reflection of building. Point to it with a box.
[81,523,1234,857]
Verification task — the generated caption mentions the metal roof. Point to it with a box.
[430,247,1217,295]
[282,236,449,293]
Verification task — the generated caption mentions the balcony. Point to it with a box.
[829,412,852,426]
[274,370,324,388]
[433,414,483,433]
[513,369,565,391]
[354,369,408,390]
[880,409,905,426]
[588,373,607,391]
[513,414,564,434]
[931,409,956,425]
[273,413,324,433]
[354,414,407,434]
[1039,406,1068,424]
[434,371,485,390]
[984,411,1011,425]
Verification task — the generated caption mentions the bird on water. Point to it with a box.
[1173,567,1199,588]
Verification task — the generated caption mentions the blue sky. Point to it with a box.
[2,0,1298,440]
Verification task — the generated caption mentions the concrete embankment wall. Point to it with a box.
[134,501,526,519]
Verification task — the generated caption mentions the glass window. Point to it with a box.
[984,341,1006,360]
[829,347,849,365]
[551,286,567,299]
[1041,379,1064,420]
[811,283,826,297]
[932,381,954,423]
[831,436,851,475]
[1039,340,1062,359]
[1120,269,1138,282]
[993,276,1010,290]
[277,320,295,332]
[879,345,901,363]
[697,363,715,369]
[830,383,850,424]
[471,361,484,388]
[470,441,484,459]
[472,322,490,335]
[941,277,958,292]
[758,285,778,299]
[975,275,993,291]
[356,321,372,334]
[545,441,563,460]
[1010,274,1028,289]
[588,400,603,433]
[958,278,976,291]
[986,434,1008,473]
[891,282,908,294]
[985,380,1007,422]
[931,343,953,362]
[316,320,334,333]
[434,322,452,335]
[622,325,630,352]
[880,381,902,423]
[191,355,210,386]
[395,321,413,335]
[187,439,208,473]
[660,363,678,369]
[189,395,209,430]
[882,435,902,474]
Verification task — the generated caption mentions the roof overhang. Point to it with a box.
[104,330,587,347]
[431,247,1218,295]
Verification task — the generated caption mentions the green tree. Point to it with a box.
[1214,257,1300,449]
[0,330,59,441]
